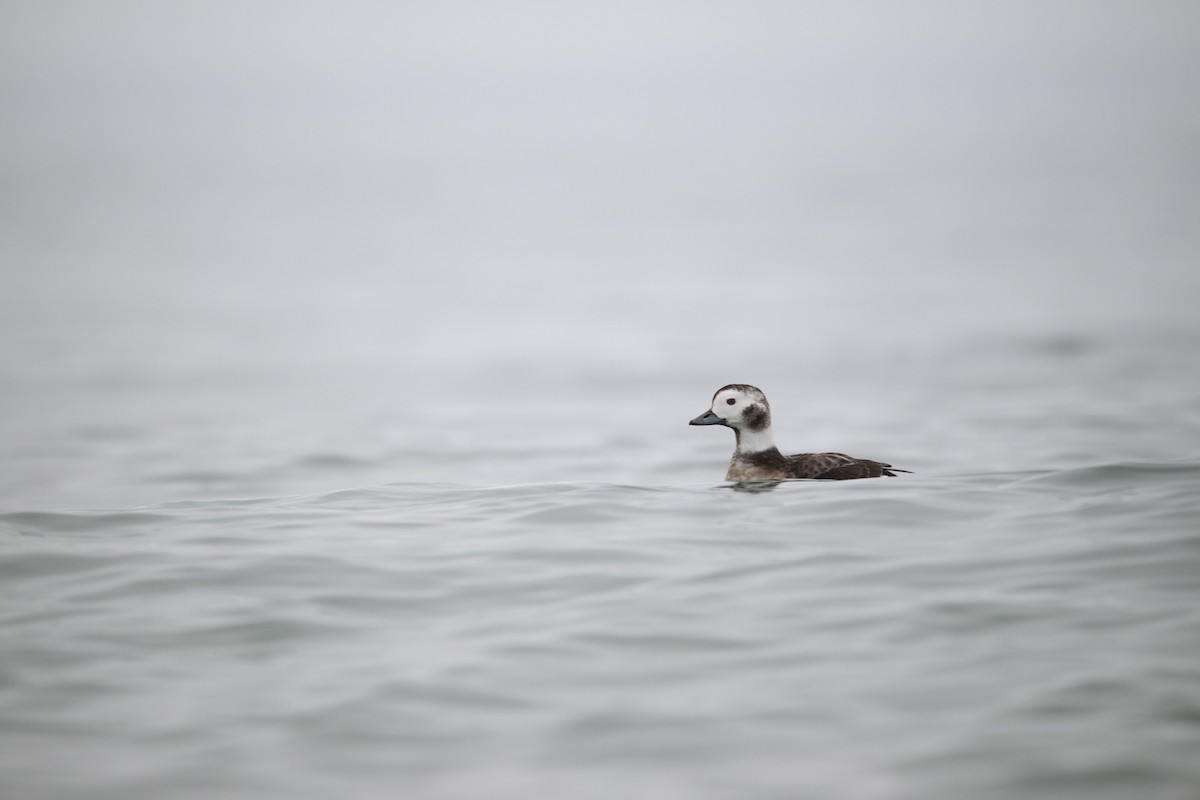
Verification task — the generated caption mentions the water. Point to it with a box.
[1,467,1199,799]
[3,3,1200,799]
[2,335,1199,800]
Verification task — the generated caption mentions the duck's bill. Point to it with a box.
[689,410,725,426]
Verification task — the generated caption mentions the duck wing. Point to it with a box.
[787,452,909,480]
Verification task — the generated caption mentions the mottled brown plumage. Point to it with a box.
[690,384,908,482]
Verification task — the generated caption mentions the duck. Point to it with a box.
[689,384,908,481]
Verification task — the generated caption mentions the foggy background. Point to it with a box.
[2,1,1198,505]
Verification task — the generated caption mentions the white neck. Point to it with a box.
[734,425,777,454]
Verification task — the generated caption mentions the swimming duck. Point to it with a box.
[689,384,908,481]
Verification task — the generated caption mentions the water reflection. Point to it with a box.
[728,480,783,494]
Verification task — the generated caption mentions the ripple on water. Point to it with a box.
[1,462,1198,799]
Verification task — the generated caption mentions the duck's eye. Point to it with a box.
[726,398,736,405]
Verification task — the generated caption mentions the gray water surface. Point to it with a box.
[2,458,1199,800]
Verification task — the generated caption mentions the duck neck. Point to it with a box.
[733,425,777,455]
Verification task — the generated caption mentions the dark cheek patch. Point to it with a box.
[744,404,770,431]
